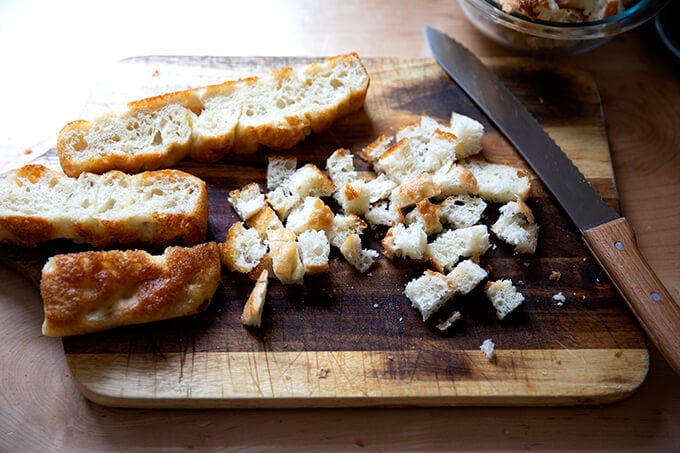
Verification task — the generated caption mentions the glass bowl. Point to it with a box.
[457,0,671,56]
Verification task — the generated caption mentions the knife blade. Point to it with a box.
[425,25,680,376]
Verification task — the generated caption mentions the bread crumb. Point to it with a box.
[480,338,496,360]
[316,367,330,378]
[554,358,562,365]
[614,350,622,358]
[549,271,562,281]
[552,292,566,305]
[436,311,462,331]
[23,148,33,155]
[151,69,160,77]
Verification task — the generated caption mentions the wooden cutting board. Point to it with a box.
[0,56,648,408]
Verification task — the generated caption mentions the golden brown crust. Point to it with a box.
[40,242,221,336]
[0,165,208,248]
[241,268,269,327]
[57,54,370,173]
[267,228,304,285]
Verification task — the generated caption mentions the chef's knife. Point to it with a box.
[425,25,680,376]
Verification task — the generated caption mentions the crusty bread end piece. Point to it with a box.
[0,164,208,248]
[40,242,221,336]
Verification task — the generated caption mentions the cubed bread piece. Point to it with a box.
[436,310,462,331]
[219,222,268,274]
[267,228,305,285]
[447,259,488,295]
[427,225,490,272]
[287,163,336,198]
[297,229,331,275]
[285,196,334,234]
[491,198,539,254]
[360,132,393,163]
[241,269,269,327]
[364,173,398,203]
[404,199,443,235]
[485,279,524,320]
[448,112,484,159]
[326,148,358,188]
[382,223,428,260]
[267,155,297,190]
[228,182,265,221]
[334,180,371,215]
[326,213,367,248]
[395,115,442,143]
[373,138,419,183]
[339,232,379,273]
[365,200,404,228]
[433,162,478,198]
[404,270,456,321]
[246,204,284,238]
[438,194,487,229]
[266,184,301,220]
[463,158,531,202]
[390,172,441,209]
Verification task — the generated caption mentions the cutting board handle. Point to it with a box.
[584,217,680,376]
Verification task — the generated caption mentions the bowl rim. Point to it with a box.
[461,0,671,39]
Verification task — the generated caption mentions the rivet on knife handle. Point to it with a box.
[583,217,680,375]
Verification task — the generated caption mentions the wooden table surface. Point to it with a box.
[1,0,678,450]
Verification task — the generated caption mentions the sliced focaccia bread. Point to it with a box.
[40,242,221,336]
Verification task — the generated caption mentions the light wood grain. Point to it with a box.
[1,0,678,450]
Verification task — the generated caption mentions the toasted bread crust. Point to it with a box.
[57,54,370,176]
[0,165,208,248]
[40,242,221,336]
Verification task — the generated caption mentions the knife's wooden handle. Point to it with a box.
[583,217,680,376]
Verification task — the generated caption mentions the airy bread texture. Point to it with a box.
[485,279,525,320]
[40,242,221,336]
[57,54,370,177]
[447,259,489,295]
[404,270,456,321]
[0,164,208,248]
[491,198,539,254]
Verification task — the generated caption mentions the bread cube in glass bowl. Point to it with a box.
[457,0,671,56]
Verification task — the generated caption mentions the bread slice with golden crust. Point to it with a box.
[0,164,208,248]
[40,242,221,336]
[57,54,370,176]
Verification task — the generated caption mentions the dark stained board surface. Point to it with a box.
[0,57,648,408]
